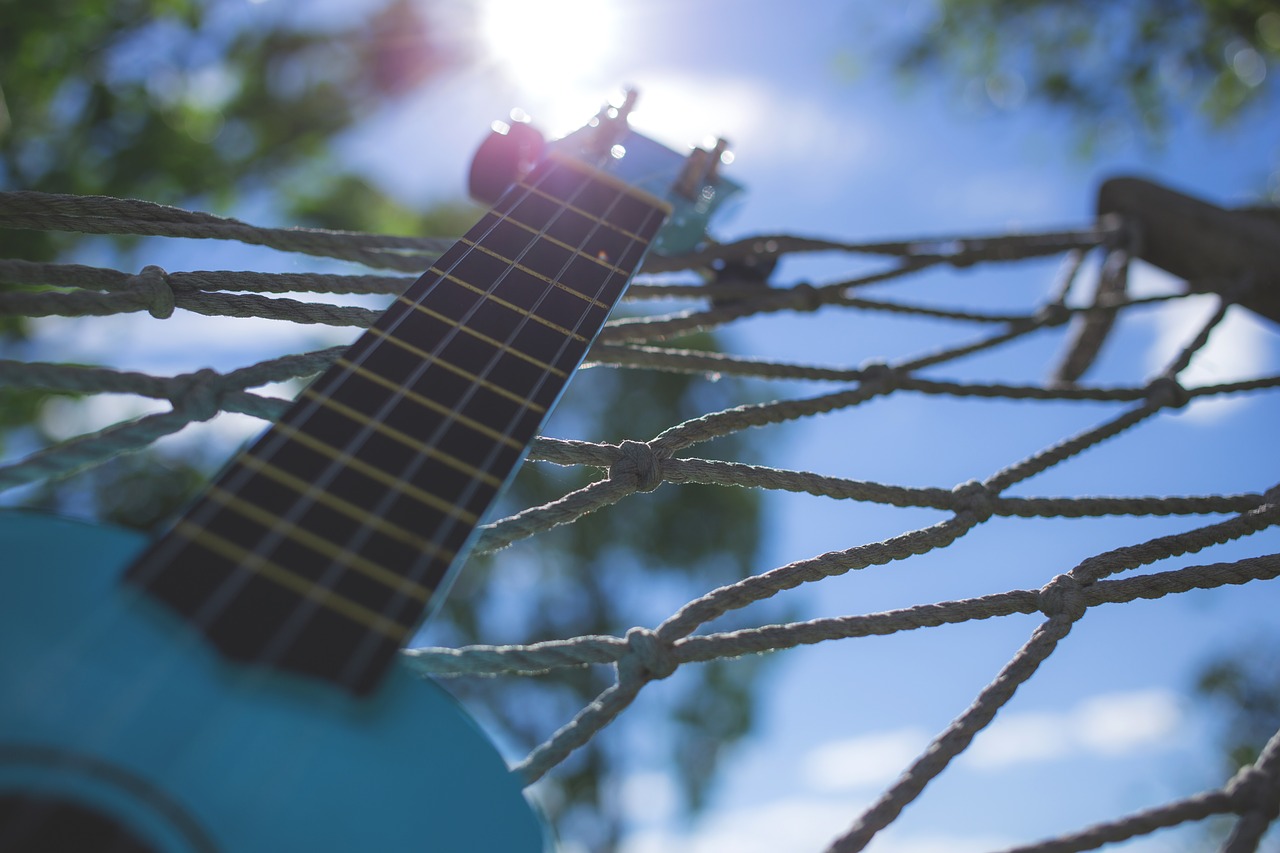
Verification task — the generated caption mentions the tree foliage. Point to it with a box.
[0,0,467,259]
[1196,641,1280,773]
[891,0,1280,139]
[2,2,783,849]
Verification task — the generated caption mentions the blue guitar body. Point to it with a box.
[0,512,546,851]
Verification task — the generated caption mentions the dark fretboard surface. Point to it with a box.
[124,154,670,695]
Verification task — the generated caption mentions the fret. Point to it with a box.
[172,521,411,641]
[324,346,546,459]
[480,212,644,302]
[456,239,612,311]
[390,293,568,378]
[513,238,637,304]
[255,417,503,555]
[467,209,641,279]
[430,269,588,345]
[331,357,512,480]
[473,212,634,277]
[340,333,553,467]
[427,288,589,370]
[362,323,567,413]
[298,387,512,483]
[328,359,536,469]
[267,422,483,524]
[205,486,431,604]
[494,153,669,236]
[153,514,417,694]
[490,192,654,273]
[452,240,629,340]
[165,479,457,629]
[203,456,461,594]
[424,259,611,348]
[125,149,673,695]
[302,374,524,454]
[359,326,556,415]
[235,453,455,561]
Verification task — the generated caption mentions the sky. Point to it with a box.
[15,0,1280,851]
[333,2,1280,851]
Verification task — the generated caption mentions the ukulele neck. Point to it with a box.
[124,153,671,695]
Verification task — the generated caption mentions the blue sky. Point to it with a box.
[362,2,1277,851]
[20,0,1280,850]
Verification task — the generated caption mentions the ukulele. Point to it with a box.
[0,93,740,851]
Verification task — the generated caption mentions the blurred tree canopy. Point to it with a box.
[889,0,1280,141]
[0,0,467,260]
[1,1,784,849]
[1197,642,1280,774]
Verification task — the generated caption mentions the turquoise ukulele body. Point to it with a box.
[0,511,545,851]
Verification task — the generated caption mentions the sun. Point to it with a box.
[477,0,617,92]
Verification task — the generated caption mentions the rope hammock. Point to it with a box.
[2,188,1278,852]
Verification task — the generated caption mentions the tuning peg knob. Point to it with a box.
[468,118,546,205]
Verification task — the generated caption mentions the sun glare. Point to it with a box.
[478,0,615,92]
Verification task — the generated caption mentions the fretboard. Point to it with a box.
[124,154,671,695]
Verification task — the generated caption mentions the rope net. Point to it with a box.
[1,189,1278,852]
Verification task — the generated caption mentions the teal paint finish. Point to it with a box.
[0,511,547,851]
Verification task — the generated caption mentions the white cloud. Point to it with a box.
[624,73,880,191]
[958,711,1072,769]
[621,794,1015,853]
[1129,262,1277,424]
[618,691,1179,853]
[1073,690,1182,755]
[1126,261,1184,300]
[865,829,1021,853]
[622,796,856,853]
[619,771,679,825]
[964,688,1182,771]
[795,689,1182,789]
[803,726,933,792]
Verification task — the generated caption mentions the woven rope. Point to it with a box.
[2,190,1276,852]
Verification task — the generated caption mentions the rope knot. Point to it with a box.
[175,368,225,422]
[951,480,994,523]
[1145,376,1190,410]
[1226,765,1280,818]
[1034,302,1072,328]
[620,627,678,681]
[1038,574,1089,622]
[790,282,824,313]
[858,361,898,394]
[129,265,175,319]
[610,440,664,493]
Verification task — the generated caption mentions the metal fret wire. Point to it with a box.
[118,166,563,646]
[334,173,663,688]
[124,157,656,693]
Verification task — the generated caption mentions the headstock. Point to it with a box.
[468,90,743,257]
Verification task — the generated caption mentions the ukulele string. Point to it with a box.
[149,159,656,797]
[335,174,667,691]
[247,155,647,688]
[99,156,643,706]
[118,163,564,622]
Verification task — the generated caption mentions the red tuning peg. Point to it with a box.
[467,117,546,205]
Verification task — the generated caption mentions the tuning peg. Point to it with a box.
[674,137,731,201]
[468,112,546,205]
